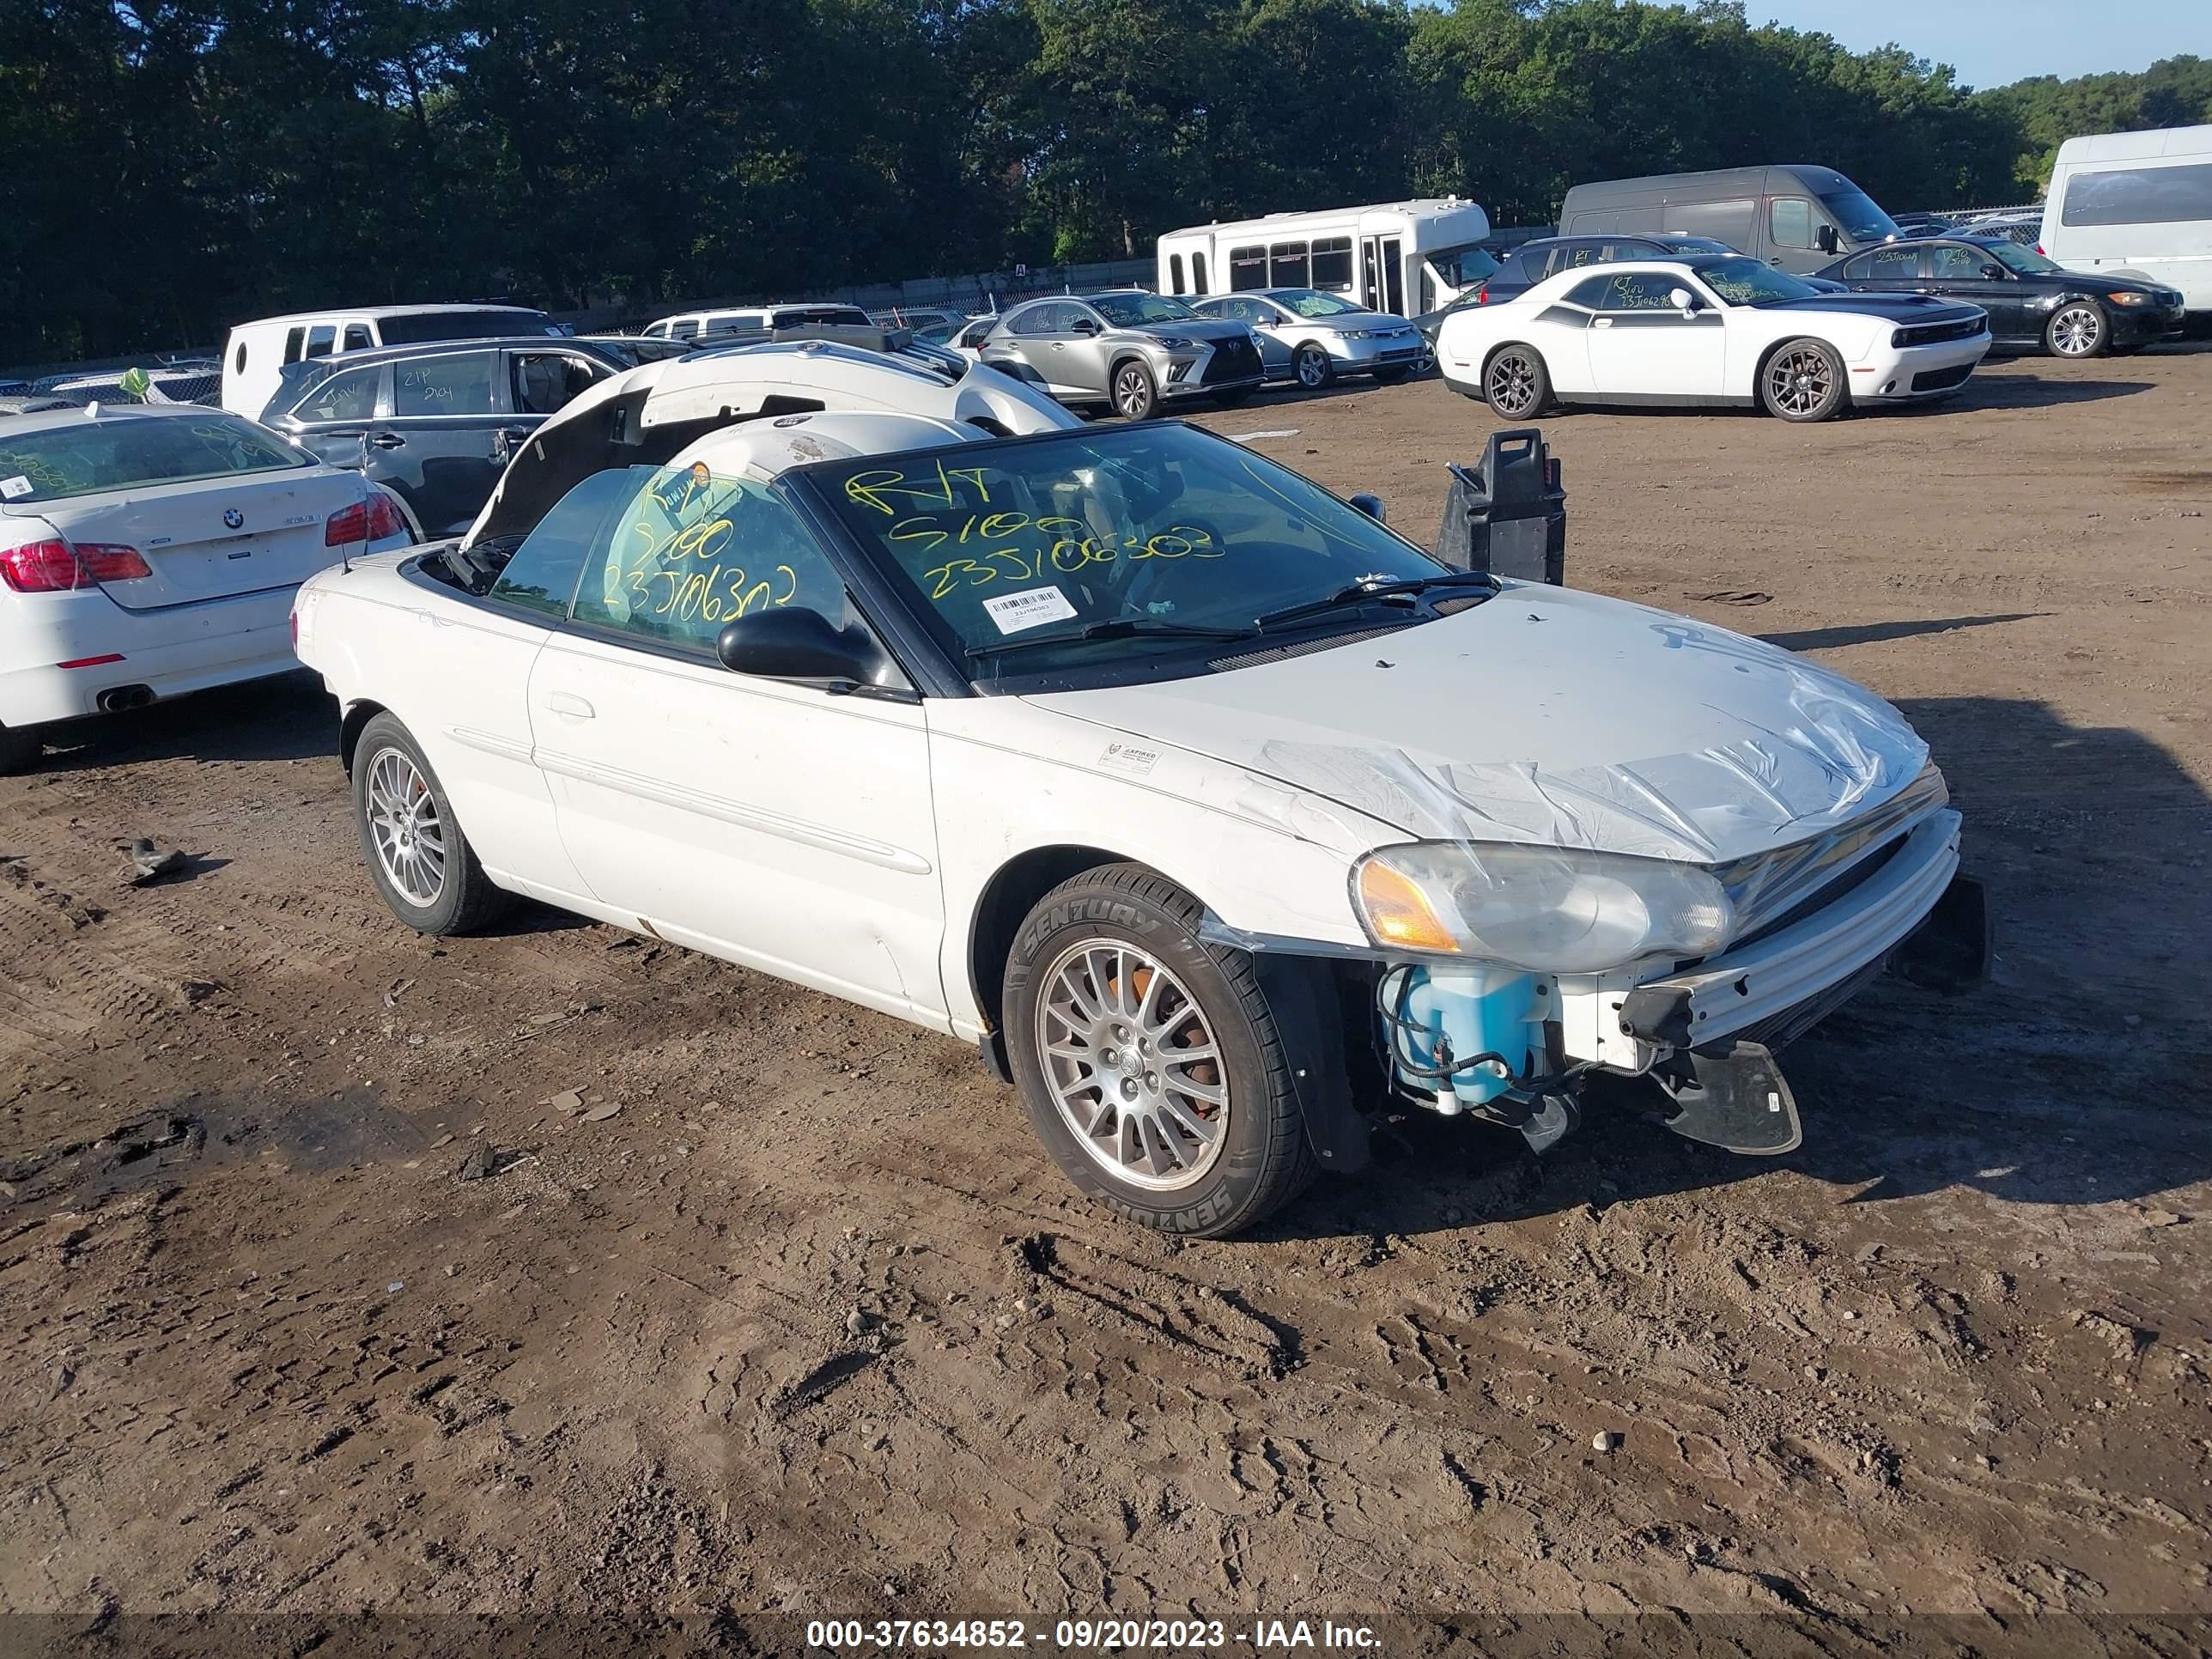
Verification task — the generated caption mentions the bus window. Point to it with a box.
[1311,236,1353,291]
[1270,241,1309,287]
[1194,252,1208,293]
[1229,246,1267,291]
[1169,253,1186,295]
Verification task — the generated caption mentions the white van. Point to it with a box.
[644,303,874,341]
[221,305,559,417]
[1157,198,1493,321]
[2041,125,2212,313]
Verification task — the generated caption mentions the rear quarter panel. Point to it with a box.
[295,561,571,889]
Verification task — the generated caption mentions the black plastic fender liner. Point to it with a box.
[1253,954,1373,1176]
[1893,872,1992,993]
[1659,1039,1802,1155]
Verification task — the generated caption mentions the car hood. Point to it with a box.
[1294,309,1410,330]
[1024,582,1929,866]
[1122,319,1252,344]
[1757,294,1984,325]
[2074,272,2182,301]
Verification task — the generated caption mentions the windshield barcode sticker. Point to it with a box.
[0,476,32,500]
[981,585,1078,635]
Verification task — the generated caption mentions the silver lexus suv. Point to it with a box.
[978,292,1265,419]
[1194,289,1428,389]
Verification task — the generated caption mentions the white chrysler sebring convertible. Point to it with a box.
[294,343,1986,1236]
[1437,255,1991,422]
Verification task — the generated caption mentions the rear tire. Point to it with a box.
[0,722,38,777]
[351,712,514,936]
[1759,338,1847,422]
[1482,344,1550,417]
[2045,301,2108,358]
[1003,863,1317,1237]
[1110,360,1159,421]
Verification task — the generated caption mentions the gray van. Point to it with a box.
[1557,165,1903,275]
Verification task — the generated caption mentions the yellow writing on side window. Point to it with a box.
[599,469,802,627]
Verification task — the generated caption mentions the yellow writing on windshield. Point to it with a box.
[844,458,994,517]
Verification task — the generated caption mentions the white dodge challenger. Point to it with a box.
[1437,254,1991,422]
[292,341,1987,1236]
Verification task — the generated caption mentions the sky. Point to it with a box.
[1735,1,2212,89]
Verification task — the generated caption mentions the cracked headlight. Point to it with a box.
[1353,842,1733,973]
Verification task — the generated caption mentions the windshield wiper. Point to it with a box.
[1252,569,1496,634]
[966,617,1260,661]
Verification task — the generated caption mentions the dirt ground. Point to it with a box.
[3,346,2209,1650]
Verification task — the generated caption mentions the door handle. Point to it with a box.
[492,426,532,459]
[370,432,406,449]
[544,692,594,720]
[1592,317,1613,329]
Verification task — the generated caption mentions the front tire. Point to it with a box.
[1292,343,1334,392]
[2045,301,2108,358]
[1003,864,1316,1237]
[1110,360,1159,421]
[1760,338,1847,422]
[352,712,513,935]
[1483,344,1550,417]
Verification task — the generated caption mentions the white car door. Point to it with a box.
[525,465,948,1026]
[1571,270,1729,398]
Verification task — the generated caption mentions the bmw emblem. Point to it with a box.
[222,507,245,530]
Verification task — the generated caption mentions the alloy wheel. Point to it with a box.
[365,746,447,907]
[1766,347,1833,417]
[1036,939,1228,1192]
[2050,304,2101,356]
[1113,366,1152,418]
[1296,347,1329,389]
[1486,352,1538,416]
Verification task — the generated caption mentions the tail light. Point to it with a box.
[0,538,151,592]
[325,492,405,546]
[1476,284,1489,305]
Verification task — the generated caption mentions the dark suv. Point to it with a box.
[258,337,626,538]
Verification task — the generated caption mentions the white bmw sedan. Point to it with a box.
[1437,254,1991,422]
[293,345,1985,1237]
[0,403,410,771]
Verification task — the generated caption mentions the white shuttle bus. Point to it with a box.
[1157,198,1494,319]
[2040,125,2212,313]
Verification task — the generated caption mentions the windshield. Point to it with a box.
[1273,289,1363,319]
[1986,240,2061,275]
[807,425,1448,682]
[1695,257,1823,306]
[1817,188,1900,246]
[0,413,309,503]
[1426,242,1501,289]
[1090,293,1200,328]
[377,310,550,345]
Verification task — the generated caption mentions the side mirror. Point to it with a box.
[715,608,884,686]
[1815,224,1839,255]
[1349,494,1386,523]
[1251,315,1274,328]
[1069,317,1099,337]
[1668,287,1696,313]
